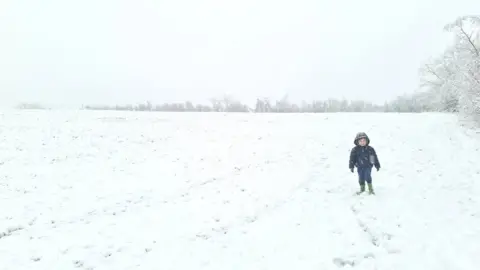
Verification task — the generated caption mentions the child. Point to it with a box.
[349,132,381,194]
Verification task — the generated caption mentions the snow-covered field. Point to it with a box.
[1,110,480,270]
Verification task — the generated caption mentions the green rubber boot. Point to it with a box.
[368,183,375,195]
[356,184,365,195]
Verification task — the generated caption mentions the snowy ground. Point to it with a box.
[1,110,480,270]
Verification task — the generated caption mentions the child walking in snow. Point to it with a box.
[349,132,381,194]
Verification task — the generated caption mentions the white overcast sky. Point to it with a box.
[1,0,479,108]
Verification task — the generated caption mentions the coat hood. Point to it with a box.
[354,132,370,145]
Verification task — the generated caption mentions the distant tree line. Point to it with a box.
[14,91,437,114]
[80,94,432,113]
[15,103,49,110]
[14,94,433,113]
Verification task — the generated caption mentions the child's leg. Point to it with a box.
[365,167,372,184]
[365,167,374,193]
[357,167,366,192]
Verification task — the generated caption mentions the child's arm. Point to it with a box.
[349,147,357,170]
[371,147,381,170]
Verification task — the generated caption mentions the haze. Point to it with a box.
[1,0,478,108]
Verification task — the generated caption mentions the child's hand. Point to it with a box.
[376,167,380,172]
[350,168,354,173]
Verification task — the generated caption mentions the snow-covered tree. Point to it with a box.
[445,16,480,123]
[419,15,480,124]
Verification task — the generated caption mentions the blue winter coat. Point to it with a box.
[349,145,380,169]
[349,132,381,170]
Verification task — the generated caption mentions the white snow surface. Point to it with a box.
[1,111,480,270]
